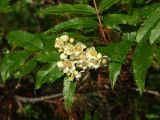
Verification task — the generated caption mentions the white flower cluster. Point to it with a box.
[55,35,109,80]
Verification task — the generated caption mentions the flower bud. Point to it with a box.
[69,38,74,43]
[57,61,64,69]
[60,53,67,60]
[60,35,69,42]
[97,53,102,59]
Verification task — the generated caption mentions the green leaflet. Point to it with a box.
[136,8,160,43]
[98,0,120,13]
[63,77,76,109]
[134,3,160,17]
[0,51,30,82]
[103,14,140,29]
[20,60,37,78]
[109,62,122,89]
[6,30,43,51]
[45,17,99,33]
[36,48,60,63]
[150,22,160,44]
[35,62,63,89]
[132,40,153,94]
[40,4,95,15]
[96,33,134,63]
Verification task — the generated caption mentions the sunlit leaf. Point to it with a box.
[63,77,76,109]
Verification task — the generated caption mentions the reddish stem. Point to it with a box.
[93,0,108,43]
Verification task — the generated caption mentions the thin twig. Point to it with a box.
[132,88,160,97]
[14,85,160,104]
[15,93,63,103]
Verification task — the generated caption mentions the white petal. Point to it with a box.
[60,35,69,42]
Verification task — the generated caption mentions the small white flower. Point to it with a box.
[69,38,74,43]
[74,42,86,55]
[60,35,69,42]
[58,48,63,53]
[77,62,87,70]
[73,70,79,76]
[57,61,64,69]
[77,52,86,63]
[101,56,109,66]
[70,53,76,60]
[97,53,102,59]
[87,58,100,69]
[60,53,67,60]
[63,60,76,74]
[86,47,98,59]
[55,37,65,49]
[63,43,74,55]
